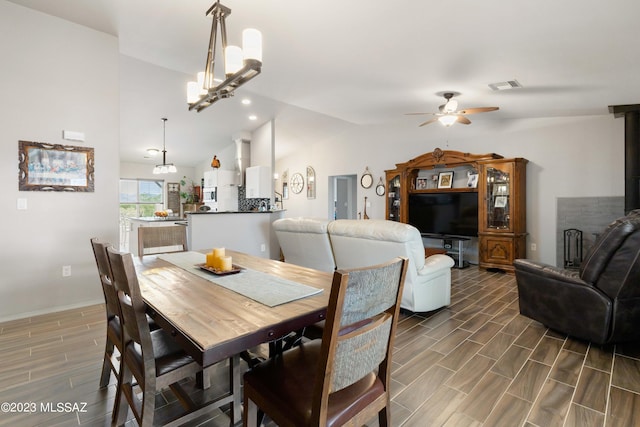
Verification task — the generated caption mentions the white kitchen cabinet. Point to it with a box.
[203,170,216,188]
[204,169,238,188]
[245,165,272,198]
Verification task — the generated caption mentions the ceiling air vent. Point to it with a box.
[488,80,522,91]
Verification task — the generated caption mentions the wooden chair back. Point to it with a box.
[107,248,151,355]
[107,247,224,426]
[90,238,120,322]
[137,225,187,257]
[315,256,408,424]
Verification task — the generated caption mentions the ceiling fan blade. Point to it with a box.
[457,115,471,125]
[458,107,499,115]
[418,117,440,127]
[404,112,436,116]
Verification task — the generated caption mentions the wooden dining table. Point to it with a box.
[134,250,333,424]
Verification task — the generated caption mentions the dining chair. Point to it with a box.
[107,247,224,427]
[91,238,161,376]
[243,257,408,427]
[138,225,187,257]
[90,238,123,391]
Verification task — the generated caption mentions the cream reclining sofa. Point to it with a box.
[273,218,454,312]
[271,217,336,272]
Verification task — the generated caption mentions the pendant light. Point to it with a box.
[153,118,177,174]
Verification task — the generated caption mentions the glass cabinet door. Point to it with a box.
[485,166,511,230]
[387,173,401,221]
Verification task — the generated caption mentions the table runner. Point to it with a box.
[157,251,322,307]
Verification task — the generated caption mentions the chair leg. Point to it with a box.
[114,366,131,426]
[99,339,114,388]
[378,406,390,427]
[196,368,211,389]
[244,396,258,427]
[230,355,242,425]
[140,379,156,427]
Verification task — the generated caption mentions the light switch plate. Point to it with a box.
[17,198,27,210]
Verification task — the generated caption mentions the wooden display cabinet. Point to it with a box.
[385,148,528,272]
[385,169,402,222]
[478,158,528,271]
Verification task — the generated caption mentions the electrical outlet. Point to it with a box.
[260,244,266,252]
[62,265,71,277]
[531,243,537,251]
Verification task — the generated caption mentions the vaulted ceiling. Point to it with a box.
[9,0,640,165]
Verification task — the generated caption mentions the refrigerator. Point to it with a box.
[202,170,239,212]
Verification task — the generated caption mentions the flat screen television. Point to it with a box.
[408,192,479,237]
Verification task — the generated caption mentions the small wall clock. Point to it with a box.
[375,177,386,196]
[360,166,373,189]
[291,172,304,194]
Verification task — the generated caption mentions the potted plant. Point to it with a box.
[180,177,199,216]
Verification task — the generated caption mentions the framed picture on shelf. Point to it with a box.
[494,196,508,208]
[467,173,479,188]
[493,184,508,196]
[437,171,454,189]
[416,177,428,190]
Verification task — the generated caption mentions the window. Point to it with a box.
[119,179,164,218]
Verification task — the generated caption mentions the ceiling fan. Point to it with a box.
[406,92,499,127]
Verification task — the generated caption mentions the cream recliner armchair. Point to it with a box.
[272,217,336,272]
[328,219,454,312]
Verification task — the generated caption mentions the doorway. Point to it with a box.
[329,175,357,219]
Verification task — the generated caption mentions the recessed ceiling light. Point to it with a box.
[249,115,257,121]
[146,148,160,156]
[241,98,252,105]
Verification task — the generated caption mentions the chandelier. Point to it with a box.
[187,1,262,112]
[153,118,177,174]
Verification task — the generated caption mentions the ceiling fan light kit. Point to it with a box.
[187,1,262,112]
[406,92,499,127]
[438,115,458,127]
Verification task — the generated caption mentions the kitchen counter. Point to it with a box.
[130,216,183,221]
[187,209,286,215]
[187,210,285,259]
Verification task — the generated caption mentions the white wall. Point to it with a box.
[0,0,626,321]
[0,1,120,321]
[275,113,624,266]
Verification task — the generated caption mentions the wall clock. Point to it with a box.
[291,172,304,194]
[375,178,386,196]
[361,166,373,189]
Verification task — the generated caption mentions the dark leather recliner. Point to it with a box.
[514,210,640,344]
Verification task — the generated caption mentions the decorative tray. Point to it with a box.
[196,263,243,276]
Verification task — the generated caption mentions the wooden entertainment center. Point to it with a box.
[385,148,527,272]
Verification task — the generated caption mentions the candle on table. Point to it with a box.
[206,252,216,267]
[211,247,225,269]
[213,247,225,258]
[220,256,233,272]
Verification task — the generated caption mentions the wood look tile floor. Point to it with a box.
[1,266,640,426]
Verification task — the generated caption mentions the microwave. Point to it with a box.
[202,187,216,203]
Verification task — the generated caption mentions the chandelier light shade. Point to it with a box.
[153,118,177,174]
[187,1,262,112]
